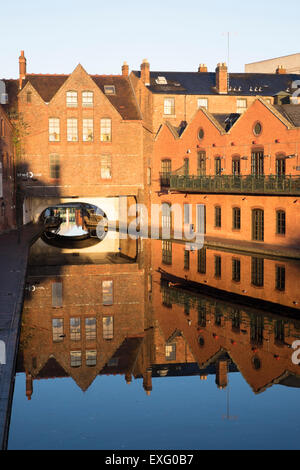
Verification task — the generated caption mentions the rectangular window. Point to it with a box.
[100,118,112,142]
[232,207,241,230]
[102,280,113,305]
[52,318,64,342]
[52,282,62,307]
[237,98,247,114]
[85,317,96,340]
[49,154,60,179]
[251,151,264,176]
[184,158,189,176]
[215,157,222,176]
[215,206,221,228]
[251,257,264,287]
[197,151,206,176]
[103,316,114,339]
[276,210,286,235]
[232,157,240,176]
[100,154,112,179]
[232,258,241,282]
[49,118,60,141]
[104,85,116,95]
[82,91,93,107]
[214,255,221,278]
[66,91,78,107]
[164,98,175,115]
[67,118,78,142]
[70,351,81,367]
[83,119,93,142]
[184,249,190,270]
[198,98,208,110]
[165,343,176,361]
[86,350,97,367]
[70,317,81,341]
[162,240,172,265]
[275,265,285,291]
[252,209,264,241]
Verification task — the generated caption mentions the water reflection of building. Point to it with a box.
[16,238,300,399]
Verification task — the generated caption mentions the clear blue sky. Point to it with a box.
[1,0,300,78]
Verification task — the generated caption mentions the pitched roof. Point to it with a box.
[274,104,300,127]
[4,74,141,120]
[132,70,300,97]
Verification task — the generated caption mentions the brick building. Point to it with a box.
[0,103,16,233]
[151,97,300,256]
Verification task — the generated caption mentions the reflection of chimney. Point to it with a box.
[216,62,228,94]
[125,372,132,384]
[276,65,286,75]
[198,64,208,73]
[143,367,152,395]
[122,61,129,76]
[19,50,27,90]
[141,59,150,86]
[216,360,228,389]
[26,373,33,400]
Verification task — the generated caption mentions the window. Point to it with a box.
[253,121,262,136]
[215,157,222,175]
[49,154,60,179]
[104,85,116,95]
[70,317,81,341]
[198,98,208,110]
[85,317,96,340]
[162,240,172,265]
[70,351,81,368]
[184,249,190,270]
[197,151,206,175]
[232,157,240,176]
[184,204,190,224]
[161,159,171,187]
[86,350,97,367]
[232,258,241,282]
[49,118,60,142]
[274,320,285,344]
[276,156,286,177]
[162,203,171,230]
[66,91,78,107]
[82,91,93,107]
[198,302,207,327]
[67,118,78,141]
[215,206,221,228]
[102,280,113,305]
[250,315,264,345]
[52,318,64,342]
[165,343,176,361]
[83,119,93,141]
[198,247,206,274]
[252,209,264,241]
[100,154,112,179]
[214,255,221,278]
[251,151,264,176]
[251,257,264,287]
[215,306,223,326]
[164,98,175,115]
[100,118,112,142]
[26,91,32,103]
[103,316,114,339]
[183,158,189,176]
[237,98,247,114]
[231,310,241,331]
[275,265,285,291]
[276,210,286,235]
[232,207,241,230]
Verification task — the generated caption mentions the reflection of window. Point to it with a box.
[50,154,60,179]
[250,315,264,345]
[162,203,171,229]
[251,257,264,287]
[184,204,190,224]
[275,265,285,291]
[52,318,64,342]
[165,343,176,361]
[100,154,112,179]
[162,240,172,265]
[67,118,78,142]
[100,118,112,142]
[83,119,93,141]
[49,118,60,142]
[197,247,206,274]
[184,249,190,270]
[232,258,241,282]
[103,316,113,339]
[82,91,93,107]
[70,317,81,341]
[85,317,96,340]
[164,98,175,115]
[198,303,206,327]
[107,357,119,367]
[86,350,97,367]
[52,281,62,307]
[70,351,81,367]
[214,255,221,278]
[102,280,113,305]
[66,91,78,107]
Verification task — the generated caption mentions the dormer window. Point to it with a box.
[66,91,77,107]
[156,76,168,85]
[82,91,93,107]
[104,85,116,95]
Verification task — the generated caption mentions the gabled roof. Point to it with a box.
[132,70,300,97]
[4,73,141,120]
[274,104,300,127]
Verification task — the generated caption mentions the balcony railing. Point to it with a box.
[161,174,300,195]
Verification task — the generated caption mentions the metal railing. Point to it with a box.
[161,174,300,195]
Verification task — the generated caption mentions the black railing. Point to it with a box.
[163,174,300,195]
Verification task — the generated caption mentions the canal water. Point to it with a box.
[7,234,300,450]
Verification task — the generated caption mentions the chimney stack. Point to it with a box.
[216,62,228,94]
[141,59,150,86]
[276,65,286,75]
[122,61,129,76]
[198,64,208,73]
[215,360,228,389]
[19,50,27,89]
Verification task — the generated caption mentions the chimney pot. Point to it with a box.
[276,65,286,74]
[198,63,208,73]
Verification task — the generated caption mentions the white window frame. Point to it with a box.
[66,91,78,108]
[49,118,60,142]
[82,91,93,107]
[83,118,94,142]
[100,118,112,142]
[164,98,175,115]
[67,118,78,142]
[237,98,247,114]
[197,98,208,110]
